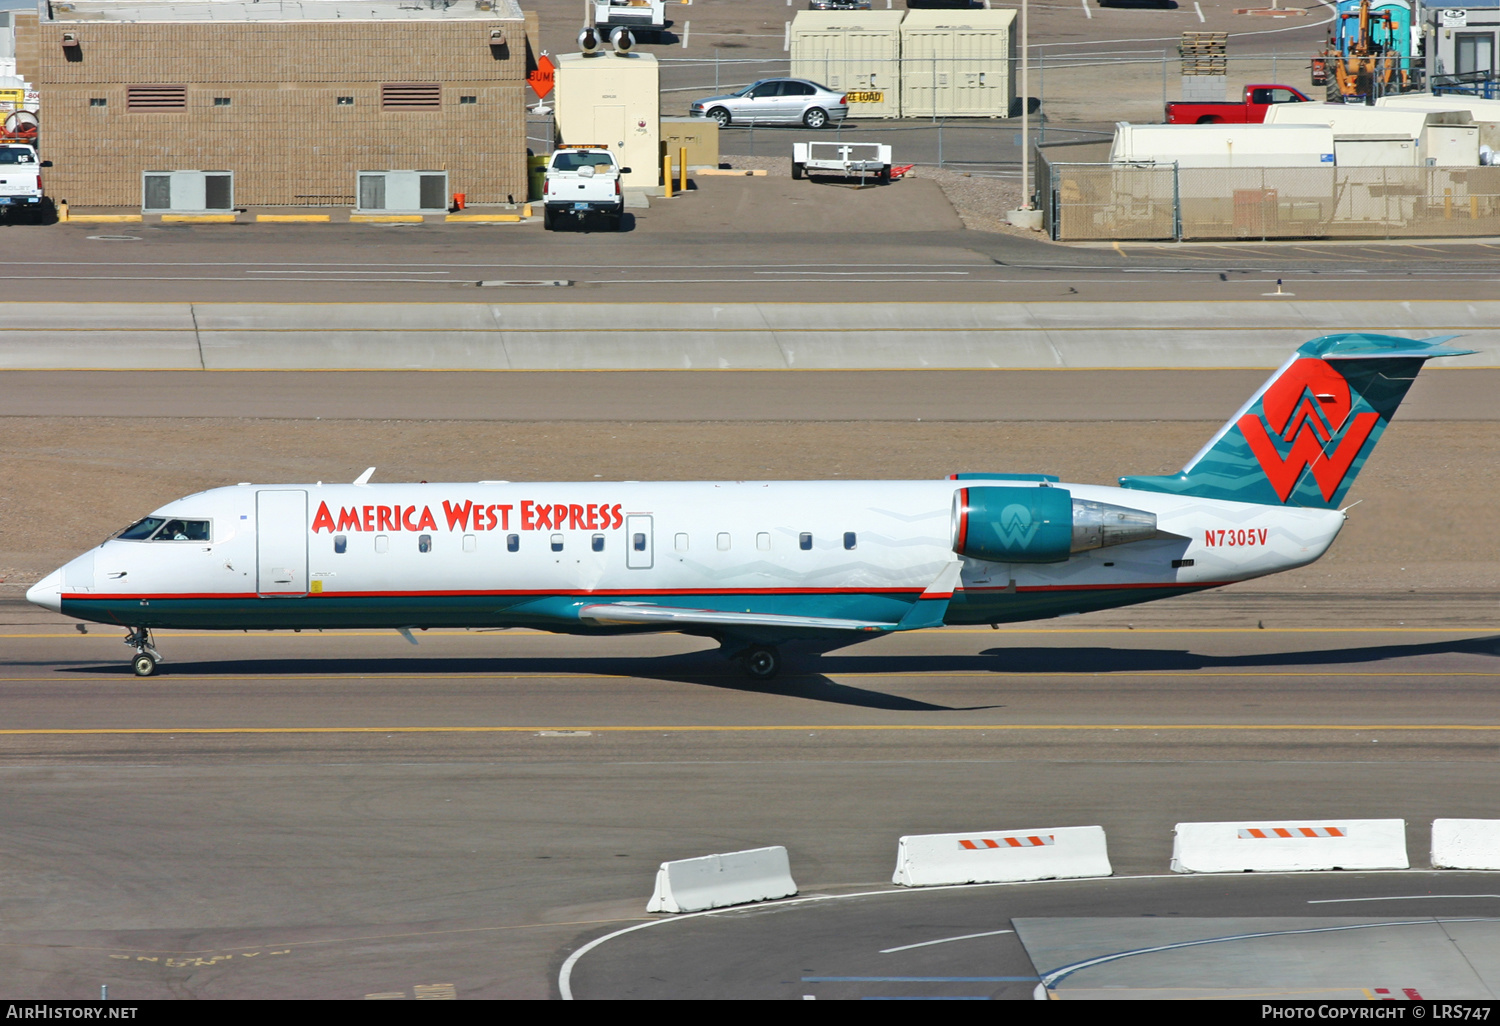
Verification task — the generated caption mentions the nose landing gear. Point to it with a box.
[124,627,162,676]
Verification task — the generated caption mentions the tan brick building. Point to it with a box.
[16,1,537,209]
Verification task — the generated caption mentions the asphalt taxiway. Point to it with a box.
[2,605,1498,999]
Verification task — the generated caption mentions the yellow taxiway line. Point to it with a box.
[1,723,1498,736]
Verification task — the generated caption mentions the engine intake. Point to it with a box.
[952,486,1157,564]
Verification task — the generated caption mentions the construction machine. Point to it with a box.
[1311,0,1417,105]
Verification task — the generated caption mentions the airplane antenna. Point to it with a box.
[353,467,376,486]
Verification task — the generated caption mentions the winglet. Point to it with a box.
[353,467,376,486]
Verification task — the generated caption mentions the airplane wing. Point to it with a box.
[577,603,890,633]
[577,562,964,635]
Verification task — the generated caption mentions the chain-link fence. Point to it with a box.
[1045,162,1500,241]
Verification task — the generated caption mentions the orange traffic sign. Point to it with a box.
[529,54,555,99]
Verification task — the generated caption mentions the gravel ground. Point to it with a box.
[720,154,1038,237]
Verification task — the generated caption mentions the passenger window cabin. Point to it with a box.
[799,532,813,550]
[334,534,347,554]
[418,534,432,553]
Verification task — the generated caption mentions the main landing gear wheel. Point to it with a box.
[742,646,781,680]
[132,652,158,677]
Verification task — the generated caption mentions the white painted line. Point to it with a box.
[753,270,972,276]
[1194,1,1205,22]
[582,278,982,284]
[1082,0,1092,19]
[1308,894,1500,904]
[880,929,1015,954]
[243,269,451,275]
[682,20,689,48]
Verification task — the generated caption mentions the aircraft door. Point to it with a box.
[625,514,653,570]
[256,489,309,597]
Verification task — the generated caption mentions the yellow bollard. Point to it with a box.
[662,154,673,198]
[679,147,688,193]
[1472,195,1479,221]
[1444,187,1452,220]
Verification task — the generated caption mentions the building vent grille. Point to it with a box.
[126,85,188,111]
[381,84,442,110]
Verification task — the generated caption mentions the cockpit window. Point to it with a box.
[117,517,165,540]
[153,519,210,541]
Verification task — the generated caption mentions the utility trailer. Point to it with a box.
[792,140,894,183]
[593,1,666,37]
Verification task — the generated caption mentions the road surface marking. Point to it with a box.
[880,929,1016,954]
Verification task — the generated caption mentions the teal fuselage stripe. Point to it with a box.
[61,585,1211,634]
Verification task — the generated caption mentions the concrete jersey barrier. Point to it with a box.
[1171,819,1409,873]
[646,845,798,914]
[1431,819,1500,870]
[0,301,1492,371]
[892,826,1112,887]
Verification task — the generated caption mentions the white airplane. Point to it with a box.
[28,333,1470,679]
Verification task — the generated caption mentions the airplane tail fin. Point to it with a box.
[1118,333,1474,510]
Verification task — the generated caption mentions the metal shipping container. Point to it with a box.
[1378,94,1500,151]
[1333,134,1418,166]
[900,8,1015,119]
[554,50,660,190]
[790,10,903,120]
[1267,102,1479,166]
[1111,123,1337,169]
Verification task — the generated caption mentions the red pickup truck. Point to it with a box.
[1165,84,1312,125]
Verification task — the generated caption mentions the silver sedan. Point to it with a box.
[689,79,849,130]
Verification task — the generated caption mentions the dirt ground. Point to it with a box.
[721,154,1029,236]
[2,418,1494,599]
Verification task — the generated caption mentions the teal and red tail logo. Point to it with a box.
[1119,333,1474,510]
[1238,357,1380,503]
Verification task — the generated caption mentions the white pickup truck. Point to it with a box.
[542,146,630,231]
[0,143,48,218]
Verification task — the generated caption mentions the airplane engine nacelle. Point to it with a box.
[952,486,1156,564]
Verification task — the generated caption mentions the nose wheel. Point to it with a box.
[124,627,163,676]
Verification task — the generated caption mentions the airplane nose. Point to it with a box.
[25,568,64,612]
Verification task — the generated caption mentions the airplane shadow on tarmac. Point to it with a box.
[970,634,1500,673]
[53,652,992,712]
[47,634,1500,710]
